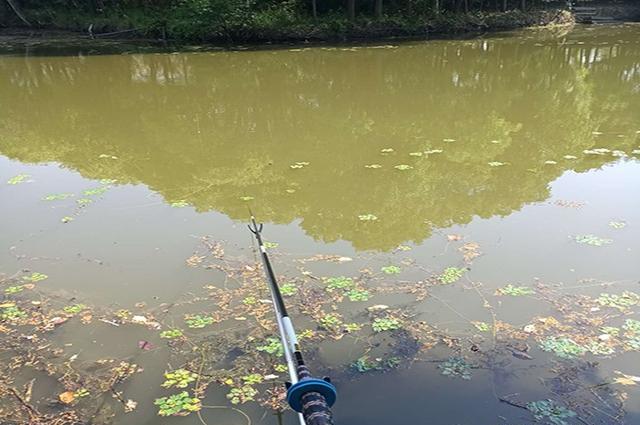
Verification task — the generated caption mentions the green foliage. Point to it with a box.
[160,329,184,339]
[472,321,490,332]
[344,323,362,332]
[280,283,297,296]
[325,276,354,291]
[575,234,612,246]
[346,289,370,302]
[185,315,214,329]
[381,265,401,275]
[63,304,87,315]
[256,337,283,357]
[7,174,30,185]
[226,386,258,404]
[597,292,640,311]
[4,285,24,295]
[352,355,401,373]
[75,388,90,398]
[438,267,465,284]
[162,369,198,388]
[539,337,586,359]
[526,399,577,425]
[263,241,278,249]
[1,305,26,321]
[497,284,535,296]
[439,357,472,380]
[22,272,47,282]
[372,317,401,332]
[154,391,201,416]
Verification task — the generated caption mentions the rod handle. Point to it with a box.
[300,391,335,425]
[287,378,337,425]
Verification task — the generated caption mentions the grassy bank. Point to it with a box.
[0,2,574,43]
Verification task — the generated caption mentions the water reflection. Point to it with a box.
[1,25,639,250]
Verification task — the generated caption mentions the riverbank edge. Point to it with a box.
[0,9,575,45]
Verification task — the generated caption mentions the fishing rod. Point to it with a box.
[248,215,337,425]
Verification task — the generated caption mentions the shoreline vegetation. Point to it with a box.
[0,1,580,44]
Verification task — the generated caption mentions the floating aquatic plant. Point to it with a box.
[597,292,639,311]
[280,283,297,296]
[439,357,472,380]
[438,267,465,284]
[623,319,640,334]
[1,305,26,321]
[61,216,74,223]
[575,234,612,246]
[63,304,87,315]
[226,386,258,404]
[4,285,24,295]
[472,321,490,332]
[83,187,109,196]
[23,272,47,282]
[381,265,401,275]
[526,399,576,425]
[7,174,30,185]
[76,198,92,206]
[325,276,354,291]
[358,214,378,221]
[539,337,586,359]
[344,323,362,333]
[241,374,263,385]
[162,369,198,389]
[185,315,214,329]
[585,341,615,356]
[160,329,184,339]
[256,337,284,357]
[155,391,201,416]
[609,221,626,229]
[242,296,257,305]
[346,289,370,302]
[263,241,278,249]
[372,317,401,332]
[496,284,535,296]
[42,193,74,201]
[319,314,343,330]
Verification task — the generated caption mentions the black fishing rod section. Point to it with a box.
[248,216,337,425]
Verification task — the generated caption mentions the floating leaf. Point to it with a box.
[59,391,76,404]
[325,276,354,291]
[472,321,490,332]
[185,315,214,329]
[23,272,48,282]
[155,391,201,416]
[372,317,401,332]
[496,284,535,296]
[596,292,639,311]
[61,216,74,223]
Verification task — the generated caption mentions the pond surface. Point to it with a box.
[1,23,640,425]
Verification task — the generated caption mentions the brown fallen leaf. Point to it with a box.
[59,391,75,404]
[613,371,640,386]
[447,234,462,242]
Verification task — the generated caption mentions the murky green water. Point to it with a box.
[1,24,640,425]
